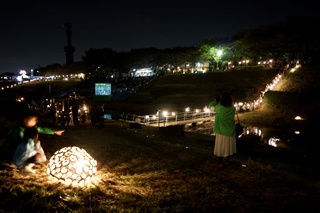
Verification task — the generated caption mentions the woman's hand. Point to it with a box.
[203,106,208,112]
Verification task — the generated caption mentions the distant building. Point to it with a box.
[0,72,16,81]
[133,68,154,77]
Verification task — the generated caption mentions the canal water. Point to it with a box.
[103,110,318,152]
[182,120,318,151]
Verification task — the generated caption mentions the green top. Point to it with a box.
[212,103,236,137]
[0,121,55,162]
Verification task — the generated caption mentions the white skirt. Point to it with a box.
[214,134,237,157]
[12,140,47,168]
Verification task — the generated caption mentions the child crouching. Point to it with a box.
[12,127,47,173]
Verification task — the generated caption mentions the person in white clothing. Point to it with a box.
[12,127,47,173]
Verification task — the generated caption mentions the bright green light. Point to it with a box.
[217,50,223,57]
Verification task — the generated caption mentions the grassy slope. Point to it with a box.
[1,121,319,212]
[105,67,279,114]
[238,65,320,128]
[0,79,81,102]
[105,64,320,129]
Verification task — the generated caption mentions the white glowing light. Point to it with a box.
[268,137,279,147]
[294,116,303,120]
[47,146,97,186]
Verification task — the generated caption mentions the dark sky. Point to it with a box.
[0,0,318,74]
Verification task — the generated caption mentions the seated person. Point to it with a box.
[0,109,64,163]
[12,127,46,173]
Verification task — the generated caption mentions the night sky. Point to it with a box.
[0,0,318,74]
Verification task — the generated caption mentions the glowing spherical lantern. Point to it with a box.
[47,146,97,185]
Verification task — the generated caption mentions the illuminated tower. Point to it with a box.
[63,21,75,65]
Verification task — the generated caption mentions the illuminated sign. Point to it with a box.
[95,83,111,96]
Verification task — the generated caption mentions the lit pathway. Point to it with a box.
[121,63,302,127]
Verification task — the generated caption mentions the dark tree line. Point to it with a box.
[39,16,320,77]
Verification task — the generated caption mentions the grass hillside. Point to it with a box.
[105,67,279,114]
[0,79,81,102]
[239,64,320,128]
[273,65,320,92]
[2,65,319,128]
[104,64,320,129]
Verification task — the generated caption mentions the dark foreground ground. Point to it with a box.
[0,118,320,212]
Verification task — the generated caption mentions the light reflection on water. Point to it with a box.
[258,127,314,150]
[184,122,315,150]
[108,112,316,151]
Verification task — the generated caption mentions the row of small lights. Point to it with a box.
[149,63,303,144]
[0,73,83,91]
[168,58,277,74]
[12,64,301,125]
[5,73,88,121]
[11,64,303,125]
[157,63,284,117]
[1,73,94,186]
[149,63,296,119]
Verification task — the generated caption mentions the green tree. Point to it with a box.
[198,39,228,71]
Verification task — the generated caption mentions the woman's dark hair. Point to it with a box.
[219,92,233,107]
[215,95,221,104]
[23,126,39,141]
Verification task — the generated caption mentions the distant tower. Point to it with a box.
[63,21,75,65]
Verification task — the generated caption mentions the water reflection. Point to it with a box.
[259,127,314,149]
[268,137,280,147]
[111,113,315,151]
[103,111,123,120]
[243,126,262,137]
[184,122,315,150]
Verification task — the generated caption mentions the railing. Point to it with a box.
[121,111,215,127]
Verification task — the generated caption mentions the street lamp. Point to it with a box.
[216,50,223,70]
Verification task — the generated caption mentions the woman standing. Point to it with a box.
[212,92,236,168]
